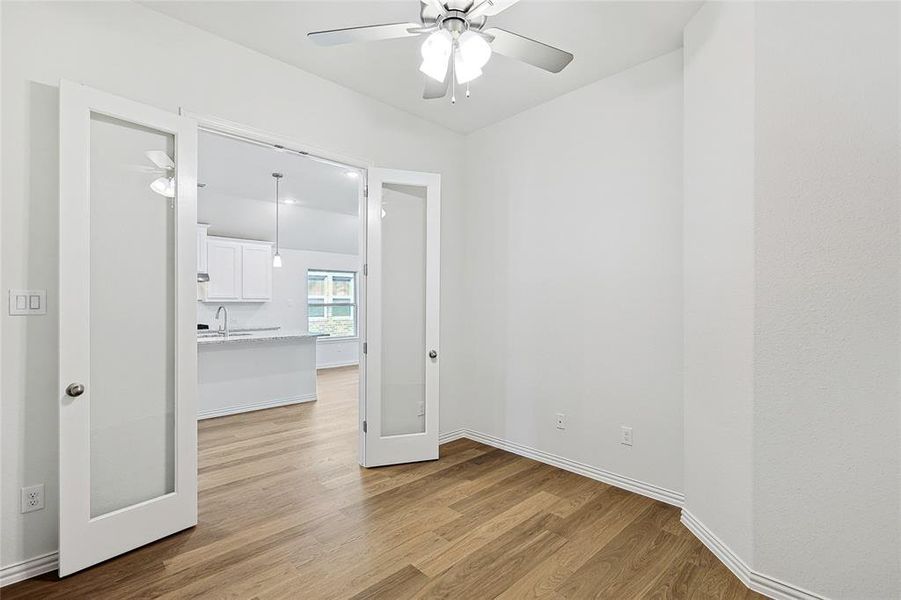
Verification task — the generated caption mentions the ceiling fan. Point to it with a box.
[307,0,574,103]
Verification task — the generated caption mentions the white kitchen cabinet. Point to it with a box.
[241,244,272,300]
[206,238,241,301]
[204,235,272,302]
[197,224,210,273]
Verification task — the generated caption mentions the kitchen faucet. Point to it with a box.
[216,305,229,336]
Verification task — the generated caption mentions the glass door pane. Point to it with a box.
[379,184,428,437]
[89,113,176,517]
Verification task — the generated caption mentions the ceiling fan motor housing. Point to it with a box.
[438,10,472,37]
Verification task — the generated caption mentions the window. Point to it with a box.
[307,270,357,338]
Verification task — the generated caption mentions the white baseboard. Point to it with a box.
[316,360,359,370]
[680,510,752,585]
[681,510,827,600]
[438,428,467,444]
[0,551,58,588]
[198,393,317,420]
[437,428,683,507]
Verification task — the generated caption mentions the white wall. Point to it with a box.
[199,192,360,256]
[461,51,684,497]
[683,3,901,598]
[752,3,900,597]
[682,0,756,563]
[1,0,466,571]
[197,248,361,370]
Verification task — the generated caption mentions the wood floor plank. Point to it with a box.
[4,365,760,600]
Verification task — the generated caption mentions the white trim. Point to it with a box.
[437,429,683,507]
[681,510,828,600]
[317,335,359,344]
[179,110,371,171]
[197,393,316,420]
[750,573,828,600]
[0,552,58,587]
[680,510,751,585]
[317,360,359,370]
[438,429,467,444]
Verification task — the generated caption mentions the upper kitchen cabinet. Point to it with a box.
[197,224,210,274]
[205,235,272,302]
[241,244,272,300]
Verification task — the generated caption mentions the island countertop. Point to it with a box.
[197,328,326,346]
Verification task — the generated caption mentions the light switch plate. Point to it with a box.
[9,290,47,315]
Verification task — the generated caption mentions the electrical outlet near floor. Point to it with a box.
[621,426,633,446]
[555,413,566,430]
[21,484,45,513]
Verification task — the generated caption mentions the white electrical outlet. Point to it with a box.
[21,484,45,513]
[621,426,633,446]
[555,413,566,430]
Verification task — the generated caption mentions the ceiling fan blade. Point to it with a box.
[423,76,450,100]
[308,23,422,47]
[421,0,448,16]
[467,0,519,20]
[145,150,174,170]
[483,27,573,73]
[407,26,439,34]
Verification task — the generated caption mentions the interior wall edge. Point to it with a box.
[438,430,684,507]
[681,510,829,600]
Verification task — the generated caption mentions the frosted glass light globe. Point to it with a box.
[458,30,492,69]
[419,30,453,82]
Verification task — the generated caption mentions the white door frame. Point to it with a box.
[58,80,198,576]
[363,168,441,467]
[178,111,373,465]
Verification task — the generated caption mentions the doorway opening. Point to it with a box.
[193,125,367,465]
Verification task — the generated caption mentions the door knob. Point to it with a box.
[66,383,85,397]
[428,350,437,359]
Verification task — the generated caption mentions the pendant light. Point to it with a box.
[272,172,283,268]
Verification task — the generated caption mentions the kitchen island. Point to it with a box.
[197,329,320,419]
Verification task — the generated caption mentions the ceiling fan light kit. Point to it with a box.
[420,30,453,82]
[308,0,573,103]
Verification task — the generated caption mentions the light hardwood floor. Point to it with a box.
[6,366,761,599]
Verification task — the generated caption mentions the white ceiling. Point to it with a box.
[198,130,361,253]
[199,129,360,215]
[141,1,701,134]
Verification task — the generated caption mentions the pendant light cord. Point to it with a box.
[275,176,279,254]
[272,172,283,257]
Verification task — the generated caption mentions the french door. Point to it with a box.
[363,169,441,467]
[58,81,198,576]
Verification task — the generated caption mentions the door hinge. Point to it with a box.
[363,420,367,433]
[362,342,368,354]
[364,186,369,199]
[363,263,368,276]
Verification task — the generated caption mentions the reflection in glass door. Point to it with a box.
[88,114,177,517]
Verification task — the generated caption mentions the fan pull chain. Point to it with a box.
[451,43,457,104]
[466,83,471,98]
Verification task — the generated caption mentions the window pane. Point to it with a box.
[309,305,356,337]
[332,277,353,298]
[331,305,352,318]
[308,270,357,338]
[308,275,326,298]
